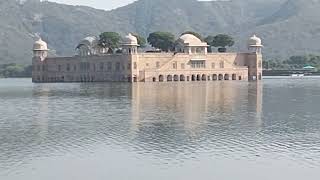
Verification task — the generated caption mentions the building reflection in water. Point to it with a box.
[130,82,263,154]
[131,82,263,126]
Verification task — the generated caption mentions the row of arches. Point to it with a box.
[154,74,242,82]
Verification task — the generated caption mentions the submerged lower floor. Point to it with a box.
[33,70,262,83]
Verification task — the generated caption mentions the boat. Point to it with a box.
[291,74,305,77]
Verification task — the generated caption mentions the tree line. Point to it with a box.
[0,64,32,78]
[264,55,320,70]
[98,31,235,53]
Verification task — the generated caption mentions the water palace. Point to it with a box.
[32,33,263,83]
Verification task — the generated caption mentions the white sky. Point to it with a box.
[49,0,136,10]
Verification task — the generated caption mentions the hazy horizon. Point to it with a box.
[49,0,136,10]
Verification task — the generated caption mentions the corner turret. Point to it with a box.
[33,37,49,61]
[248,34,263,54]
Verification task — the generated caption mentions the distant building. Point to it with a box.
[32,33,263,83]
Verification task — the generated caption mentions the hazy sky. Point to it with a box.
[50,0,136,10]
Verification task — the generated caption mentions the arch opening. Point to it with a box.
[159,75,164,82]
[213,74,217,81]
[202,74,207,81]
[180,75,185,81]
[197,74,201,81]
[224,74,230,80]
[232,74,237,80]
[192,75,196,81]
[174,75,179,81]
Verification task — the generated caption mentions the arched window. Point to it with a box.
[211,62,215,69]
[220,61,224,68]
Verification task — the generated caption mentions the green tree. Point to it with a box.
[132,33,146,48]
[181,31,203,41]
[98,32,121,53]
[147,32,175,52]
[211,34,235,52]
[204,35,215,52]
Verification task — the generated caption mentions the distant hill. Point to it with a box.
[1,0,319,65]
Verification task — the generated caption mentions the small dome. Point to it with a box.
[122,33,138,46]
[77,36,98,48]
[248,34,262,47]
[178,34,208,47]
[33,38,48,51]
[179,34,201,44]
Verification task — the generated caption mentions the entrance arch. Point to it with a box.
[153,77,156,82]
[167,75,173,81]
[218,74,223,81]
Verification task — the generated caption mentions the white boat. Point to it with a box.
[291,74,305,77]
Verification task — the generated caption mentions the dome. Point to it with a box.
[178,34,208,47]
[77,36,98,48]
[248,34,262,47]
[122,33,138,46]
[33,38,48,51]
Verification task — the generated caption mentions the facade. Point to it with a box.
[32,33,263,83]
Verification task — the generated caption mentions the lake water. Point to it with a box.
[0,78,320,180]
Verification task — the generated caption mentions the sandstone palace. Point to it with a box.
[32,33,263,83]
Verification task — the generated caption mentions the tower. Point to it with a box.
[121,33,140,82]
[248,34,263,54]
[33,37,49,61]
[247,34,263,81]
[32,37,49,83]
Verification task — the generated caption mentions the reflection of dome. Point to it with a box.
[248,34,262,47]
[178,34,208,46]
[33,38,49,51]
[77,36,98,48]
[122,33,138,46]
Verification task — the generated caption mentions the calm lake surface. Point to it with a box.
[0,78,320,180]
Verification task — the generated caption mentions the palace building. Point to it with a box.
[32,33,263,83]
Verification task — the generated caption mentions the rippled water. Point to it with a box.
[0,78,320,180]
